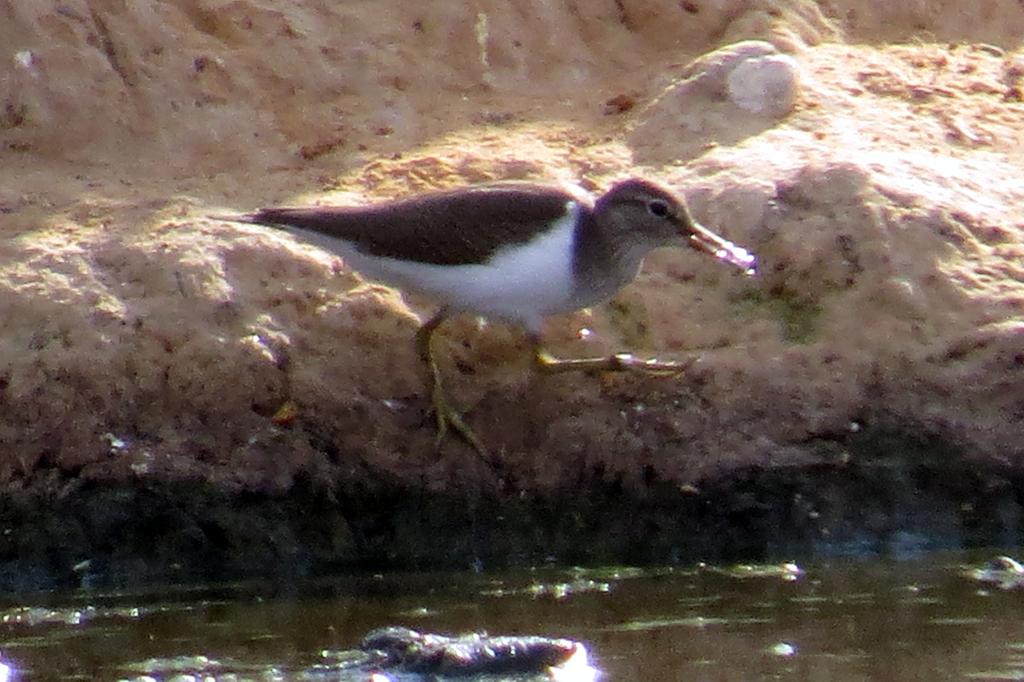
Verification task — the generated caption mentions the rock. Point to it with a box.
[727,54,801,115]
[964,556,1024,590]
[677,40,783,99]
[360,627,587,676]
[627,41,802,157]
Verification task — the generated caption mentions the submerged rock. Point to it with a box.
[360,626,588,677]
[964,556,1024,591]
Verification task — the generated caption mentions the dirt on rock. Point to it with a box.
[1,0,1024,588]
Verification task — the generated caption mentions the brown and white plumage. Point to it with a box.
[231,178,754,332]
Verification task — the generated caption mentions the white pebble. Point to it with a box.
[14,50,34,69]
[727,55,800,116]
[769,641,798,657]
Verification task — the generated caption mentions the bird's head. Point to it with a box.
[597,178,756,273]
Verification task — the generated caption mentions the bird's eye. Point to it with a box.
[647,199,670,217]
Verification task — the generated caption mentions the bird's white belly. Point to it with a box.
[329,209,581,332]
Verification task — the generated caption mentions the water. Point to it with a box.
[3,550,1024,681]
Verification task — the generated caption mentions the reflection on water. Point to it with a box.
[3,549,1024,680]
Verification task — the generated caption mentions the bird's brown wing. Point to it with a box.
[243,184,586,265]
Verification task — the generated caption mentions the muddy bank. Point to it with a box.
[2,425,1021,592]
[1,0,1024,589]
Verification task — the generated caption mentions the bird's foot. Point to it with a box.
[416,309,490,459]
[426,364,489,459]
[534,349,694,376]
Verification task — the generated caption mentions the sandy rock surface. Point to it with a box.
[2,0,1024,581]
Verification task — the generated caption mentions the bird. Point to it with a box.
[217,178,756,456]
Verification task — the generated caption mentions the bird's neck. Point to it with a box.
[570,212,647,308]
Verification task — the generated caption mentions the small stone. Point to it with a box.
[604,93,636,115]
[727,54,801,116]
[14,50,35,70]
[769,642,797,657]
[681,40,780,97]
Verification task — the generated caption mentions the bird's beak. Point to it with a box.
[677,208,756,273]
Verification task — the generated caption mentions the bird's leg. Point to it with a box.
[530,333,694,376]
[415,309,489,456]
